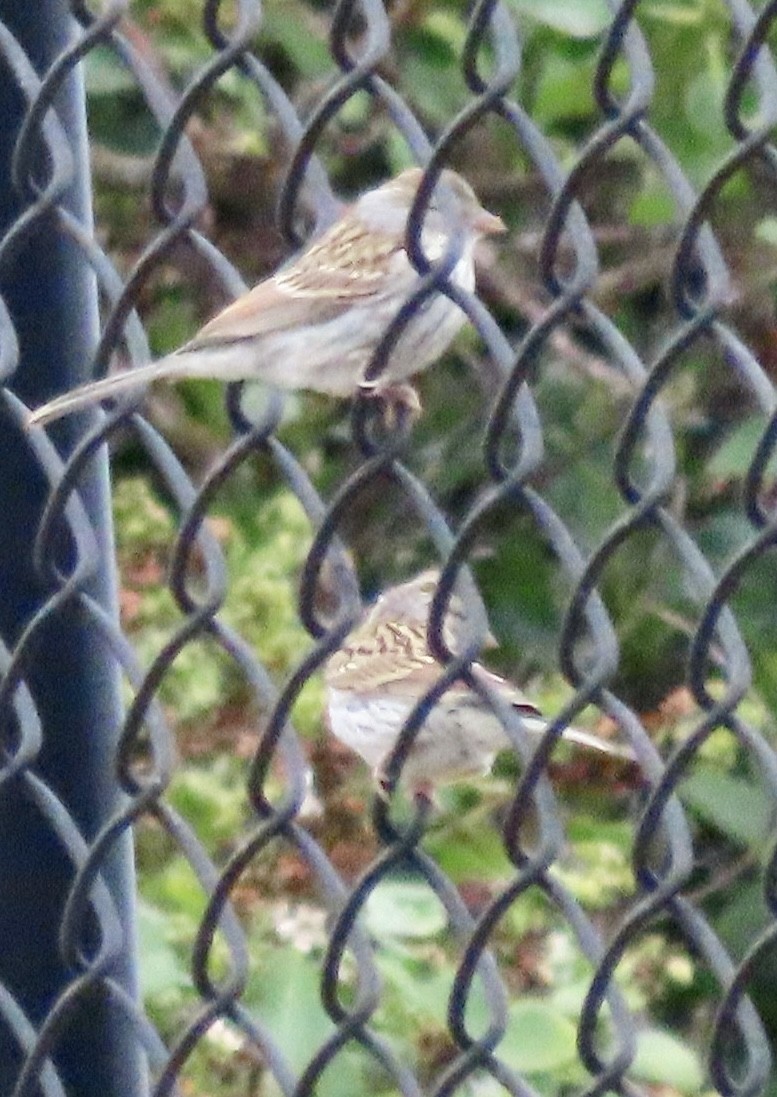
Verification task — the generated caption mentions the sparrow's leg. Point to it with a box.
[374,763,436,810]
[375,765,394,802]
[411,781,435,811]
[358,380,422,429]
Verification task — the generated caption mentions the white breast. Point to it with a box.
[327,688,411,769]
[326,686,510,786]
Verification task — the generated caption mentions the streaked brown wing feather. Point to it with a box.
[277,218,403,298]
[185,218,405,353]
[326,621,436,692]
[183,278,347,350]
[327,619,541,716]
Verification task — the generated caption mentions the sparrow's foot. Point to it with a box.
[375,767,394,802]
[374,768,436,811]
[359,380,422,430]
[411,780,435,811]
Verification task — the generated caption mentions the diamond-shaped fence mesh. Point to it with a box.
[2,1,777,1095]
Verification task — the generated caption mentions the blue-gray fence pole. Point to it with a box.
[0,3,147,1094]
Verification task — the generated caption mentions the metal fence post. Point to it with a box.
[0,3,146,1094]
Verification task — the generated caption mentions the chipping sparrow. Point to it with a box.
[27,168,504,428]
[325,571,633,794]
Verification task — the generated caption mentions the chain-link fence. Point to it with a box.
[2,1,777,1095]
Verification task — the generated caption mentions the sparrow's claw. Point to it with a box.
[375,765,394,802]
[358,380,422,430]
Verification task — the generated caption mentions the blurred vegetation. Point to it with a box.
[82,0,777,1093]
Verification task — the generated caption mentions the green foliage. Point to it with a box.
[632,1028,705,1090]
[680,764,773,849]
[112,478,321,728]
[508,0,611,38]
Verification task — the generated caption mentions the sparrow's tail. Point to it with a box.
[25,349,227,429]
[26,360,167,428]
[519,713,634,761]
[561,724,635,761]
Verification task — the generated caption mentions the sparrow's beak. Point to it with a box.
[475,209,507,235]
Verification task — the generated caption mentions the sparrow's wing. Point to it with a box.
[326,620,540,714]
[184,220,407,350]
[278,219,407,299]
[180,280,349,352]
[325,621,439,693]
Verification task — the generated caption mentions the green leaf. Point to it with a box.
[137,900,191,997]
[261,4,332,79]
[376,946,453,1025]
[143,855,209,921]
[507,0,610,38]
[680,766,772,847]
[85,47,138,96]
[402,28,469,122]
[247,948,329,1063]
[364,880,448,939]
[714,878,772,956]
[640,0,707,27]
[424,815,512,883]
[685,66,728,140]
[708,420,766,480]
[497,1000,579,1073]
[423,11,468,54]
[630,177,677,226]
[533,54,597,124]
[245,947,365,1096]
[168,759,246,847]
[632,1027,704,1091]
